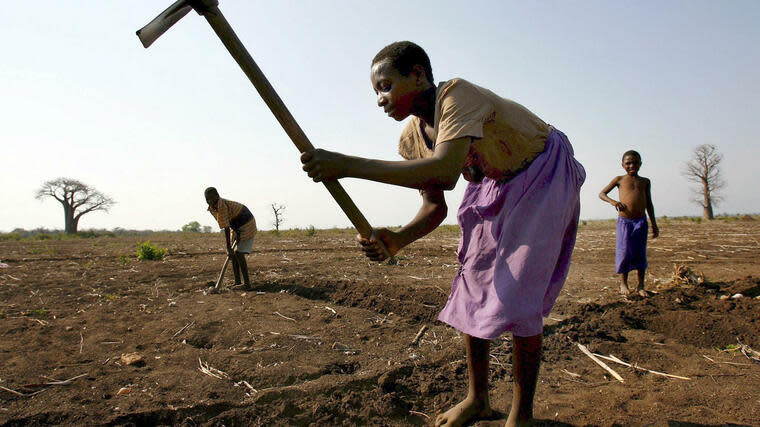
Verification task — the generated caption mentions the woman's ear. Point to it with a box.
[412,64,427,86]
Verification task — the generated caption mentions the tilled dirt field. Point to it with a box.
[1,219,759,426]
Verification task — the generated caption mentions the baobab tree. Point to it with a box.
[683,144,725,220]
[271,203,285,232]
[36,178,115,233]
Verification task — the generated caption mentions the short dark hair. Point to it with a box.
[622,150,641,161]
[204,187,218,198]
[372,41,434,84]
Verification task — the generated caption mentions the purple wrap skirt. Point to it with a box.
[615,216,648,274]
[438,128,585,339]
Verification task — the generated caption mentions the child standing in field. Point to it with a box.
[301,41,585,427]
[599,150,659,297]
[205,187,257,289]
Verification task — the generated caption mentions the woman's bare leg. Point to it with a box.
[435,334,492,426]
[506,333,542,426]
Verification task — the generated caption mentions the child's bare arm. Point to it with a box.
[301,137,471,191]
[645,178,659,238]
[599,176,626,212]
[358,189,447,262]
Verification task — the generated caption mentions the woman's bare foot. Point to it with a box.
[637,288,649,297]
[505,406,535,427]
[505,415,534,427]
[619,283,630,295]
[435,396,492,427]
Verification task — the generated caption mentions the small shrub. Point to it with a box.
[181,221,202,232]
[306,225,317,237]
[136,241,167,261]
[76,230,103,238]
[119,255,130,265]
[387,255,409,266]
[0,233,22,242]
[437,224,460,234]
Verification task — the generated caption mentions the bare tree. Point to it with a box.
[682,144,725,220]
[271,203,285,232]
[36,178,115,233]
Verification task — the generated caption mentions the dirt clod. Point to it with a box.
[119,352,145,367]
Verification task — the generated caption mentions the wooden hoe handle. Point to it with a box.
[214,239,237,289]
[199,5,389,257]
[137,0,391,259]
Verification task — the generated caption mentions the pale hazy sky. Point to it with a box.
[2,1,758,232]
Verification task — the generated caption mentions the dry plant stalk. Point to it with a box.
[273,311,297,322]
[737,341,760,364]
[288,334,320,340]
[702,355,752,367]
[37,373,88,386]
[409,410,430,419]
[593,353,691,380]
[0,385,46,397]
[411,325,428,346]
[577,343,624,383]
[198,358,230,379]
[332,342,360,354]
[172,321,195,338]
[672,264,704,286]
[0,373,86,397]
[235,380,258,395]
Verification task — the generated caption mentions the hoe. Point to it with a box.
[137,0,388,258]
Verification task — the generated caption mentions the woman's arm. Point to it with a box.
[359,188,448,261]
[301,137,471,191]
[396,188,448,247]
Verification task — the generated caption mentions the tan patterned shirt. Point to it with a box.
[208,198,257,242]
[398,78,549,181]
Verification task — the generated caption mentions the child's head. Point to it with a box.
[370,41,435,121]
[204,187,219,206]
[621,150,642,175]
